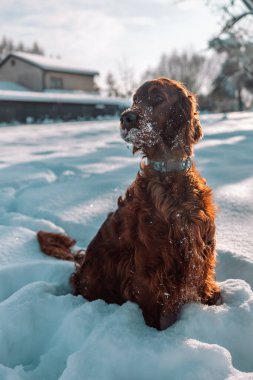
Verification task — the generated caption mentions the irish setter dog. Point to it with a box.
[37,77,221,330]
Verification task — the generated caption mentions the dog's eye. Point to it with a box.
[153,95,164,105]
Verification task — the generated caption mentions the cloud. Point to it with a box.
[0,3,125,66]
[0,0,220,83]
[122,16,157,28]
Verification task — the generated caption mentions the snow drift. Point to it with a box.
[0,112,253,379]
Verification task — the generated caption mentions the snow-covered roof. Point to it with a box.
[0,81,29,92]
[0,52,99,76]
[0,88,130,106]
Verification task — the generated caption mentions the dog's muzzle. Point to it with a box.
[120,110,138,142]
[120,109,159,148]
[120,110,139,131]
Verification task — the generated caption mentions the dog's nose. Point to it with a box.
[120,111,138,129]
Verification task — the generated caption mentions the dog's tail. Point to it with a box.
[37,231,85,264]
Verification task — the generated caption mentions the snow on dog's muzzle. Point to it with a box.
[120,109,141,145]
[120,109,161,149]
[121,124,161,151]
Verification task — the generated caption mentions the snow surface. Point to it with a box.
[0,112,253,380]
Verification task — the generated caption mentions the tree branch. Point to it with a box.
[241,0,253,12]
[221,11,253,33]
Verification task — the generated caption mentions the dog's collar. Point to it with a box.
[143,157,192,173]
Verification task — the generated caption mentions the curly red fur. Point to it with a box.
[37,78,221,330]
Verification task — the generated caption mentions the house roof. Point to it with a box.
[0,87,130,107]
[0,81,29,91]
[0,52,99,76]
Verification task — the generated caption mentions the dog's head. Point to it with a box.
[120,77,203,159]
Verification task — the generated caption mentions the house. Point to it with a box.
[0,52,99,93]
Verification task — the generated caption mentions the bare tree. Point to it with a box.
[173,1,253,39]
[117,57,138,98]
[105,72,120,97]
[163,0,253,111]
[218,0,253,33]
[142,50,222,95]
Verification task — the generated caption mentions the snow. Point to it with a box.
[6,52,99,76]
[0,88,130,106]
[0,82,29,92]
[0,111,253,379]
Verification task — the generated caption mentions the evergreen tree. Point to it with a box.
[209,33,253,111]
[30,42,44,55]
[0,36,44,62]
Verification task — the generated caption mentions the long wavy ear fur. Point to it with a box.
[181,91,203,145]
[192,117,203,143]
[152,78,203,154]
[161,77,203,147]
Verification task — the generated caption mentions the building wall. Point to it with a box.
[44,71,97,92]
[0,57,43,91]
[0,100,126,123]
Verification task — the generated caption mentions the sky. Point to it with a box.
[0,0,223,87]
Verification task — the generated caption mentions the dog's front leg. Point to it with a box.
[140,296,178,331]
[134,279,178,330]
[159,309,178,330]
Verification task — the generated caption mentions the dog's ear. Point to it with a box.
[192,116,203,143]
[163,82,203,153]
[181,93,203,145]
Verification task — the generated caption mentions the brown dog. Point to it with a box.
[38,77,221,330]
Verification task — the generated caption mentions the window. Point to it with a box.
[11,59,16,67]
[50,77,63,89]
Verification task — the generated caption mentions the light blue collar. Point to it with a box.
[144,157,192,173]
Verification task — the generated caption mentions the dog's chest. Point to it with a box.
[122,175,197,242]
